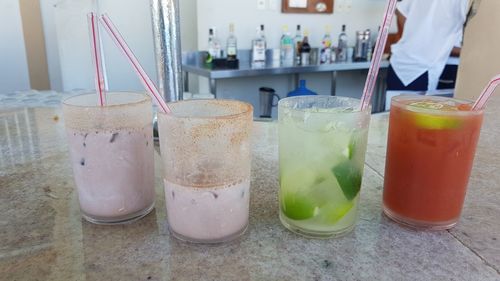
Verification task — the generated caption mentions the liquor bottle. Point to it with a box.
[208,27,222,59]
[300,30,311,66]
[365,29,372,62]
[320,25,332,64]
[226,23,238,61]
[294,25,303,65]
[368,26,379,62]
[251,25,266,67]
[206,28,215,63]
[337,24,348,62]
[260,24,266,41]
[280,25,294,66]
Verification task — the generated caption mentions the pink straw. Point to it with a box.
[360,0,398,111]
[98,14,171,113]
[87,12,106,106]
[471,74,500,110]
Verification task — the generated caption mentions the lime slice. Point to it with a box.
[281,192,318,220]
[413,113,461,130]
[331,161,362,201]
[409,101,445,110]
[408,101,462,130]
[205,54,213,64]
[409,100,458,111]
[319,201,354,224]
[280,169,324,220]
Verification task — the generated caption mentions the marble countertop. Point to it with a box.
[1,98,500,281]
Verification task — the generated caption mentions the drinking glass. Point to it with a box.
[383,95,484,230]
[157,99,253,243]
[278,96,370,238]
[62,92,155,224]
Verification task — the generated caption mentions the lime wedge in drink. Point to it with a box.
[281,192,318,220]
[331,160,362,201]
[280,169,323,220]
[409,101,462,130]
[413,112,461,130]
[409,101,447,110]
[319,201,354,224]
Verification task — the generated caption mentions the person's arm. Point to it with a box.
[450,47,461,57]
[394,0,411,43]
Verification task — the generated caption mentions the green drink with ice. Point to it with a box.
[278,96,370,238]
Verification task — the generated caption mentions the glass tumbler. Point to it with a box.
[63,92,155,224]
[158,99,253,243]
[383,95,484,230]
[278,96,370,238]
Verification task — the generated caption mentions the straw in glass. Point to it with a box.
[99,14,170,113]
[87,12,106,106]
[471,74,500,110]
[360,0,398,111]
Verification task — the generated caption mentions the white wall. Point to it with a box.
[44,0,198,92]
[180,0,199,93]
[0,0,30,93]
[40,0,63,91]
[180,0,198,51]
[49,0,156,92]
[196,0,388,117]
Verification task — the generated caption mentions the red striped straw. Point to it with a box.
[87,12,106,106]
[471,74,500,111]
[99,14,171,113]
[360,0,398,111]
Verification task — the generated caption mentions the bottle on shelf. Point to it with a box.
[206,28,214,63]
[280,25,294,67]
[330,46,337,63]
[251,24,267,67]
[226,23,238,61]
[300,29,311,66]
[365,29,372,62]
[294,25,303,65]
[337,24,348,62]
[207,27,222,60]
[260,24,266,41]
[320,25,332,64]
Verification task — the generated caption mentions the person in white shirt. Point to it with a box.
[387,0,469,92]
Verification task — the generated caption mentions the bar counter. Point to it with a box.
[1,97,500,280]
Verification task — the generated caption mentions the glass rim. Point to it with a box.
[158,99,253,120]
[391,94,484,116]
[278,95,370,113]
[62,91,150,109]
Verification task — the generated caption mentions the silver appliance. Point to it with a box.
[259,87,280,118]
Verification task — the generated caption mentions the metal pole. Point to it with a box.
[150,0,183,102]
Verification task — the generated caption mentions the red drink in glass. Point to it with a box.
[383,95,484,230]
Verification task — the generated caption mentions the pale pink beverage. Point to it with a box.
[158,99,253,243]
[164,179,250,242]
[63,92,155,224]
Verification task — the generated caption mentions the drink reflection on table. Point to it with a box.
[0,108,41,170]
[167,235,251,281]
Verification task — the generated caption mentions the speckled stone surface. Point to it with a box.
[1,103,500,281]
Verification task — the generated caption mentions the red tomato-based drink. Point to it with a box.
[383,95,484,230]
